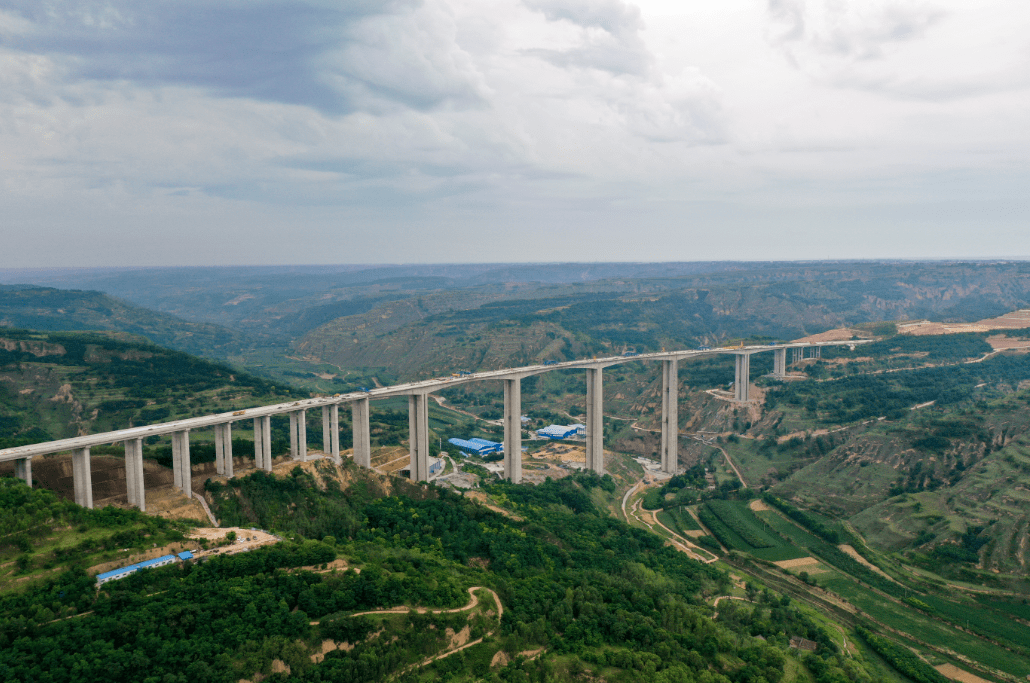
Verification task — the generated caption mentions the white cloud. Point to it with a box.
[766,0,1030,99]
[0,0,1028,264]
[522,0,652,75]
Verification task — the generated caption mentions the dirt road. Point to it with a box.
[719,447,748,488]
[347,586,502,619]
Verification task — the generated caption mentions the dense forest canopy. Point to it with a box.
[0,468,877,683]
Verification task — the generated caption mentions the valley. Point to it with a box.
[2,261,1030,682]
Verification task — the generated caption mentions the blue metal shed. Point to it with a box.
[536,425,578,439]
[448,438,492,456]
[467,438,502,453]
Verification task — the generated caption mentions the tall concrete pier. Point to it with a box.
[214,423,233,477]
[124,438,146,511]
[660,359,678,474]
[290,409,308,461]
[253,415,272,471]
[72,447,93,508]
[322,405,341,464]
[352,398,371,468]
[772,347,786,379]
[585,367,604,474]
[502,377,522,484]
[408,393,431,482]
[13,457,31,488]
[171,430,192,499]
[733,352,751,402]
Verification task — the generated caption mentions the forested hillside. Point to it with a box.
[0,463,898,683]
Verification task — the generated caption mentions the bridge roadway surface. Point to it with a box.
[0,340,865,463]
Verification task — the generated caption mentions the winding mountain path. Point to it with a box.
[345,586,500,618]
[711,595,750,618]
[401,587,505,671]
[624,482,717,564]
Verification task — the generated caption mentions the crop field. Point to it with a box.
[698,500,807,561]
[749,545,809,562]
[705,500,780,547]
[666,506,701,530]
[757,509,826,547]
[736,500,1030,679]
[656,511,687,538]
[655,507,711,549]
[697,505,751,551]
[977,596,1030,621]
[820,574,1030,678]
[918,594,1030,652]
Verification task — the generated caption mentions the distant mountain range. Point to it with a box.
[4,260,1030,384]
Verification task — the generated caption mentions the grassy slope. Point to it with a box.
[0,479,192,595]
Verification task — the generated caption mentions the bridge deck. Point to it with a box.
[0,340,868,462]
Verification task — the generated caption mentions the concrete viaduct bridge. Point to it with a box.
[0,340,863,510]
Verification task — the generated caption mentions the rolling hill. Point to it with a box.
[0,285,248,359]
[0,328,298,449]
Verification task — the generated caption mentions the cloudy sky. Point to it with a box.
[1,0,1028,266]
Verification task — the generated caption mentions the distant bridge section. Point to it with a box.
[0,340,867,509]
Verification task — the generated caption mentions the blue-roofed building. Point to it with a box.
[448,438,493,456]
[467,438,502,453]
[537,425,579,440]
[135,554,178,571]
[95,553,186,585]
[95,565,139,585]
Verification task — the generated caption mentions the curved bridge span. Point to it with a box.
[0,340,866,509]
